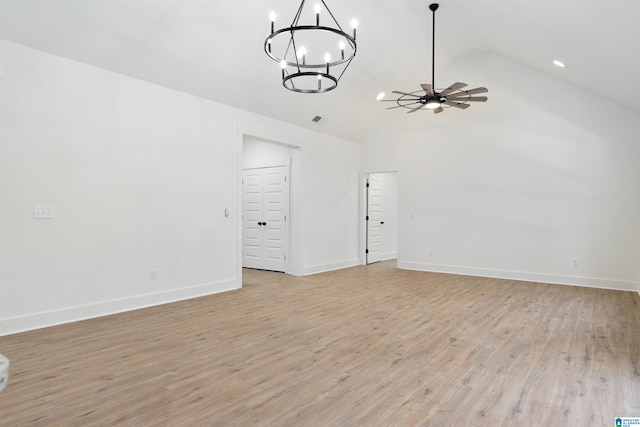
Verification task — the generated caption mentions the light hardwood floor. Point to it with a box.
[0,260,639,426]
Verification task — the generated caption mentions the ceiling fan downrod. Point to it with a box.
[429,3,438,90]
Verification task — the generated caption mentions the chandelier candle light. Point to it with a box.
[265,1,358,93]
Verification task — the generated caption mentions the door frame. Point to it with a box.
[236,123,304,280]
[360,171,399,265]
[365,173,384,264]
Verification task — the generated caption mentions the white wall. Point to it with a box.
[298,139,360,275]
[243,136,293,169]
[0,40,361,335]
[0,50,4,319]
[362,53,640,291]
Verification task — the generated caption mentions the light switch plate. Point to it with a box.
[33,206,54,219]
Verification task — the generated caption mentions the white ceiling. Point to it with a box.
[2,0,640,142]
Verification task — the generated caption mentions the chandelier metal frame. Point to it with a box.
[264,0,357,93]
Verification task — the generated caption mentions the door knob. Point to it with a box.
[381,221,385,225]
[257,221,263,226]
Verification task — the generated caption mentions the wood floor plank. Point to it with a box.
[0,260,639,426]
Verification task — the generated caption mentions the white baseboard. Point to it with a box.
[303,258,360,276]
[381,251,397,261]
[398,261,639,292]
[0,279,239,337]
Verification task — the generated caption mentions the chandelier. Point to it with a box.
[264,1,358,93]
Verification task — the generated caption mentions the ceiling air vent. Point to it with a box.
[312,115,323,123]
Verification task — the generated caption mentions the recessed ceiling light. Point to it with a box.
[553,60,566,68]
[376,92,385,101]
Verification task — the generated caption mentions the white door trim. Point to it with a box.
[244,157,291,170]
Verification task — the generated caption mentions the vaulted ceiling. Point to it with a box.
[2,0,639,142]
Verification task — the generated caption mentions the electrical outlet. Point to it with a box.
[150,269,158,280]
[572,258,580,268]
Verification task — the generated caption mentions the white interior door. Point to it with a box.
[366,174,383,264]
[242,166,289,272]
[242,170,263,269]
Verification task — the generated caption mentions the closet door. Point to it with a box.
[242,169,264,269]
[366,174,384,264]
[242,166,289,272]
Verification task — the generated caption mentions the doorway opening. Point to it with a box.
[363,172,398,265]
[242,135,294,273]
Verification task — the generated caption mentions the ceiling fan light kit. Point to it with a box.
[264,0,358,93]
[380,3,488,114]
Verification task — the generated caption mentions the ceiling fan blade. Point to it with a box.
[408,104,427,113]
[392,90,420,98]
[386,105,405,110]
[447,96,488,102]
[443,101,470,109]
[449,87,488,97]
[434,106,444,114]
[420,84,434,97]
[439,82,467,97]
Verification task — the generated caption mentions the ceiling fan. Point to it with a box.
[380,3,488,114]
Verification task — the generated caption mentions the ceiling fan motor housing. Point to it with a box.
[419,94,445,104]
